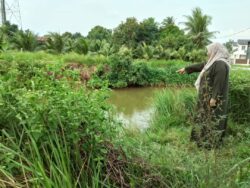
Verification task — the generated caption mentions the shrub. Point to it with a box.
[186,49,206,62]
[107,54,133,87]
[229,69,250,123]
[73,38,88,54]
[0,59,118,187]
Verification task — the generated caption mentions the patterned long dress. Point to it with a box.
[185,61,230,148]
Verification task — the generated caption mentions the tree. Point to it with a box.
[112,17,140,49]
[87,26,112,41]
[45,32,65,54]
[62,32,73,39]
[183,7,215,48]
[161,16,175,29]
[159,24,188,50]
[224,40,234,54]
[99,40,114,56]
[0,21,20,49]
[73,38,88,54]
[13,30,38,51]
[0,33,11,51]
[0,21,19,39]
[137,17,159,45]
[72,32,83,40]
[141,42,154,60]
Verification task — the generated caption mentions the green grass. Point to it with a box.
[135,59,192,67]
[0,51,108,66]
[121,89,250,187]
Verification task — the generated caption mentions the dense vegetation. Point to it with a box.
[0,53,116,187]
[0,52,249,187]
[0,6,249,188]
[122,88,250,187]
[0,7,221,62]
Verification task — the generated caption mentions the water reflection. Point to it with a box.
[108,87,163,129]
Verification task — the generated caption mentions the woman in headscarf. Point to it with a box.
[177,43,231,148]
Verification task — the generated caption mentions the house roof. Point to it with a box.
[237,39,250,45]
[232,41,238,46]
[37,36,48,42]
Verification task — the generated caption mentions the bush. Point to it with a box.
[186,49,206,62]
[107,54,133,87]
[229,69,250,123]
[0,59,118,187]
[156,60,197,85]
[130,62,166,86]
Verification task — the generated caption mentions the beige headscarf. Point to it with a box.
[195,42,231,91]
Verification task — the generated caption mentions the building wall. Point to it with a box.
[232,44,248,59]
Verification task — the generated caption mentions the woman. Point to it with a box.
[177,43,230,148]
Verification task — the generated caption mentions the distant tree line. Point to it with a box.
[0,7,231,62]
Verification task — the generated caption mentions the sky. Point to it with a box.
[5,0,250,43]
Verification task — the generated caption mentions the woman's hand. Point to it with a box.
[176,68,186,74]
[210,98,217,107]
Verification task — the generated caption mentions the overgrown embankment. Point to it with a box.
[0,52,249,187]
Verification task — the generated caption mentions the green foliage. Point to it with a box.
[73,38,88,54]
[0,58,119,187]
[156,60,198,85]
[183,7,215,48]
[99,40,114,56]
[45,32,65,54]
[229,70,250,123]
[112,17,140,49]
[107,54,132,88]
[87,25,112,41]
[141,42,154,60]
[0,52,249,187]
[120,88,250,187]
[0,16,209,61]
[12,30,38,51]
[62,53,108,65]
[129,62,166,86]
[137,17,159,45]
[0,21,19,40]
[186,48,207,62]
[161,16,176,28]
[90,58,198,88]
[224,40,234,54]
[151,88,196,130]
[0,34,11,51]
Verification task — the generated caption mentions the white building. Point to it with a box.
[231,39,250,65]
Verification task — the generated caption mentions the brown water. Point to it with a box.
[108,87,164,129]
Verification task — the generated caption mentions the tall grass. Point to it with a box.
[62,53,108,65]
[121,88,250,187]
[0,51,109,66]
[0,125,112,188]
[151,88,196,130]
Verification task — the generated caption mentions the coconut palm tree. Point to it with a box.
[45,32,64,54]
[161,16,176,28]
[73,38,88,55]
[183,7,216,48]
